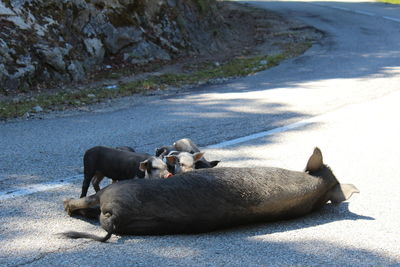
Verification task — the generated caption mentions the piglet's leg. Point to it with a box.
[92,173,104,192]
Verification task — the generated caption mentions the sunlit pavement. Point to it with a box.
[1,1,400,266]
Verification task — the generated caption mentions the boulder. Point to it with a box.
[0,0,231,93]
[123,41,171,65]
[84,38,105,60]
[68,61,85,81]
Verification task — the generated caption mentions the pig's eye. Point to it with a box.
[149,168,160,173]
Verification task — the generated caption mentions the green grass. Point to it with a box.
[378,0,400,4]
[0,41,311,119]
[193,0,208,14]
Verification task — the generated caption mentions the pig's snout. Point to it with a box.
[164,172,173,178]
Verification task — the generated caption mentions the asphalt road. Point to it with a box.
[1,1,400,266]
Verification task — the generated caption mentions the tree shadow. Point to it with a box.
[3,2,400,265]
[241,1,400,81]
[2,0,400,189]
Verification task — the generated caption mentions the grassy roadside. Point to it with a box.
[377,0,400,4]
[0,42,311,120]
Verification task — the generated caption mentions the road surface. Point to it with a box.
[0,1,399,266]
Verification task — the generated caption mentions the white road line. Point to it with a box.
[333,6,351,12]
[312,3,400,23]
[207,120,313,149]
[0,116,324,201]
[353,10,375,16]
[383,16,400,23]
[0,175,82,201]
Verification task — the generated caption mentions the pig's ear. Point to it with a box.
[139,160,149,172]
[193,152,205,162]
[155,147,167,157]
[173,139,186,151]
[165,155,177,165]
[209,160,220,167]
[329,184,360,204]
[305,147,323,172]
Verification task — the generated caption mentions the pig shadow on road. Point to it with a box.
[45,232,398,266]
[47,203,389,266]
[115,202,374,244]
[228,202,375,236]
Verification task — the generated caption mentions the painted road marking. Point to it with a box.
[353,10,375,16]
[207,120,313,149]
[383,16,400,23]
[0,175,82,201]
[0,116,323,201]
[0,99,366,201]
[312,3,400,23]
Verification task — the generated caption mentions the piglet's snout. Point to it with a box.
[164,172,173,178]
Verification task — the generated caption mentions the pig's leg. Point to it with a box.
[92,172,104,192]
[64,194,99,216]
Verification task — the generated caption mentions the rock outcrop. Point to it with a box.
[0,0,230,93]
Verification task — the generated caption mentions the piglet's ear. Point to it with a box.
[139,160,148,172]
[165,155,177,165]
[155,147,167,157]
[209,160,220,167]
[193,152,205,162]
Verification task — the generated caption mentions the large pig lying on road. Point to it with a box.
[62,147,359,242]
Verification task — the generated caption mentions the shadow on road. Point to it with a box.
[241,1,400,83]
[25,203,387,266]
[3,1,400,188]
[3,2,400,265]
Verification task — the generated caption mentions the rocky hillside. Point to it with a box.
[0,0,234,94]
